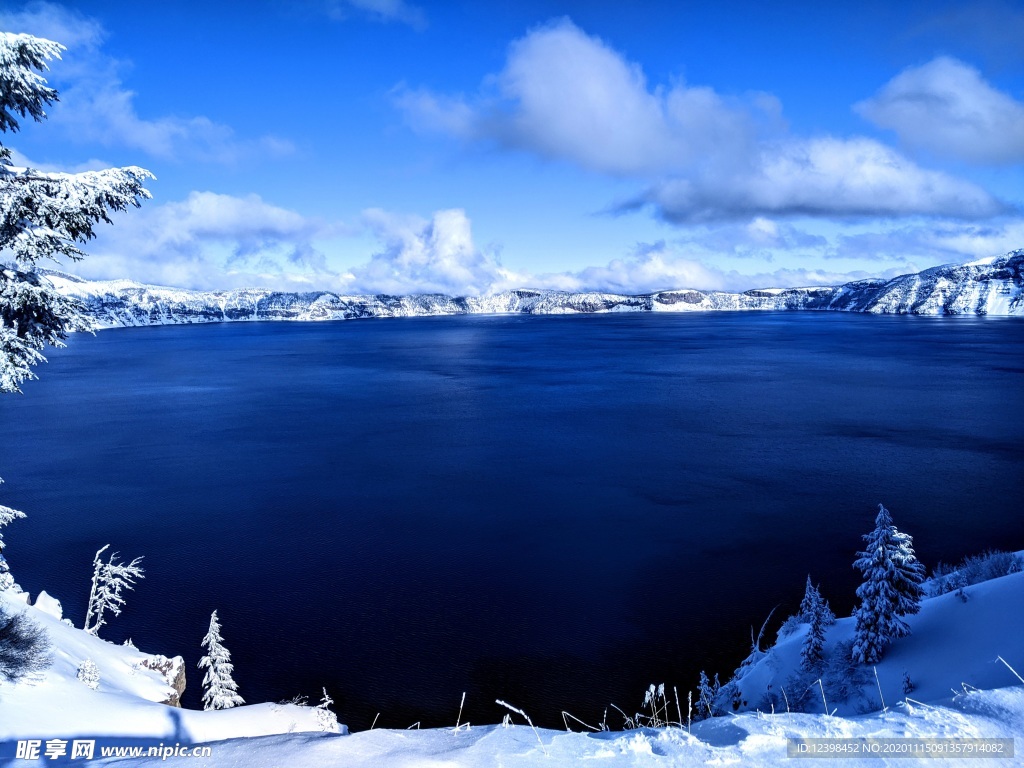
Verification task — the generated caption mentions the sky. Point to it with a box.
[1,0,1022,295]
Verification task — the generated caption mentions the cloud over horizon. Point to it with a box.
[345,208,513,295]
[396,19,1009,224]
[65,194,1007,298]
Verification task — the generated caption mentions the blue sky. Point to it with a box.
[2,0,1022,294]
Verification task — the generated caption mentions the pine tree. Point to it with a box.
[83,544,145,637]
[696,670,717,719]
[851,504,926,664]
[798,575,817,621]
[0,479,25,591]
[1,30,151,592]
[1,31,152,394]
[315,687,339,732]
[799,575,836,626]
[800,585,827,671]
[199,610,244,711]
[76,658,99,689]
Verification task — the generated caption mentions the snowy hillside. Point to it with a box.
[2,569,1022,766]
[0,587,341,760]
[42,250,1024,328]
[725,571,1024,718]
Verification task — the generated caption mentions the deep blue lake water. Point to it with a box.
[1,312,1022,730]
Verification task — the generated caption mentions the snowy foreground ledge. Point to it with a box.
[2,576,1023,767]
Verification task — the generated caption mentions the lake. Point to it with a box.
[1,312,1022,730]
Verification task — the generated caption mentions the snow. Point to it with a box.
[2,568,1022,766]
[37,250,1024,329]
[730,571,1024,716]
[0,588,338,746]
[67,689,1024,767]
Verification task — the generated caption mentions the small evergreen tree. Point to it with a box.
[83,544,144,636]
[800,589,827,672]
[798,575,817,621]
[696,670,719,719]
[799,575,836,626]
[77,658,99,689]
[851,504,925,664]
[199,610,244,711]
[901,670,914,694]
[315,687,339,732]
[0,481,25,590]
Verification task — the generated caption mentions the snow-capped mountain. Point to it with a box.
[43,250,1023,329]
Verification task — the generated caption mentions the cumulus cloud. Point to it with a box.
[625,137,1007,223]
[81,192,344,290]
[0,2,294,163]
[52,193,1021,298]
[397,18,764,178]
[396,19,1006,223]
[522,240,902,295]
[345,208,513,295]
[856,57,1024,165]
[79,198,509,297]
[325,0,427,29]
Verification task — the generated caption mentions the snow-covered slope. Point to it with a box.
[2,569,1022,766]
[43,250,1024,329]
[725,570,1024,718]
[0,587,341,753]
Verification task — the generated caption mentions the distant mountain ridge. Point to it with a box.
[43,249,1024,328]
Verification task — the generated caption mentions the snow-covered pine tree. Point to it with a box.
[83,544,144,636]
[696,670,716,719]
[798,575,816,621]
[0,479,25,590]
[850,504,926,664]
[199,610,244,711]
[1,30,151,592]
[800,585,826,672]
[799,575,836,627]
[315,687,339,732]
[1,31,152,394]
[76,658,99,689]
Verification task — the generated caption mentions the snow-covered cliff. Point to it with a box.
[43,250,1023,329]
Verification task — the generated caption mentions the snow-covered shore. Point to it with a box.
[41,249,1024,328]
[2,566,1022,766]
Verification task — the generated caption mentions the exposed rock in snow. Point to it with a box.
[137,656,187,708]
[41,250,1024,329]
[0,587,341,747]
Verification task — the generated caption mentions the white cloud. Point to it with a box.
[79,198,510,297]
[324,0,426,29]
[80,192,344,290]
[831,219,1024,265]
[54,195,1023,298]
[397,18,761,177]
[521,240,901,294]
[396,19,1006,222]
[628,137,1006,223]
[856,57,1024,166]
[345,208,513,295]
[0,2,294,163]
